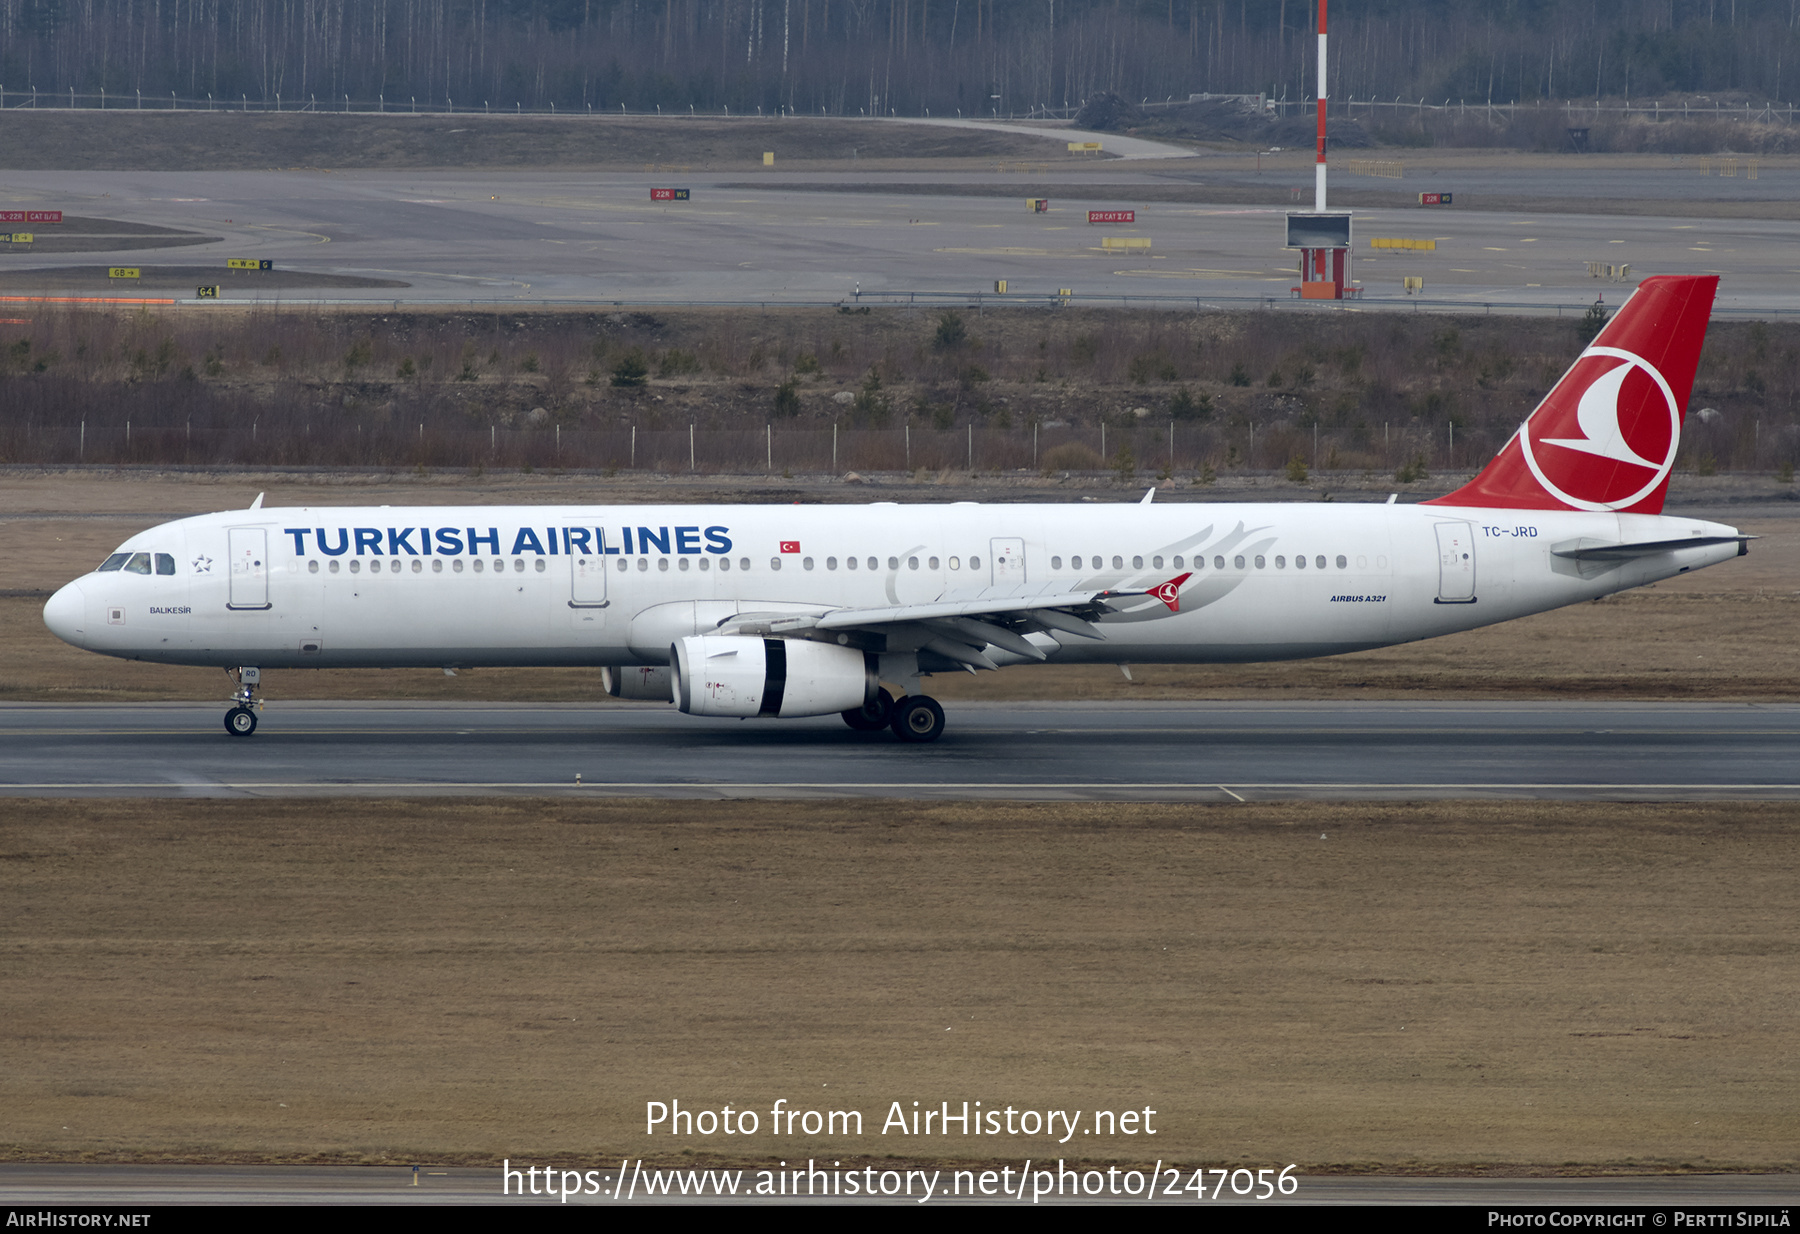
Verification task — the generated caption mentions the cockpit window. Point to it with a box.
[154,553,176,575]
[98,553,130,572]
[124,552,152,575]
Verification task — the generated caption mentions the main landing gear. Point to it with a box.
[840,688,947,742]
[888,695,946,743]
[841,688,896,733]
[224,666,262,738]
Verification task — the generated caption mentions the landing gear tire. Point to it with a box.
[842,687,896,732]
[224,706,258,737]
[889,695,945,743]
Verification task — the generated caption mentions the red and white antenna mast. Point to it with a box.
[1314,0,1329,212]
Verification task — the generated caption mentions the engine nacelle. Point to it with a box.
[672,635,876,719]
[602,665,674,702]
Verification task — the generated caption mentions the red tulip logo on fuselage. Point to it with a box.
[1519,346,1681,511]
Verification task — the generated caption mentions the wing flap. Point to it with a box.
[812,588,1150,631]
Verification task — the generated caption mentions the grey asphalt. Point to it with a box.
[1,1162,1795,1205]
[3,700,1796,800]
[1,143,1797,311]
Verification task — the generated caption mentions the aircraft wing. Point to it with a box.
[721,578,1190,670]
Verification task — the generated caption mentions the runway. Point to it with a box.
[4,700,1797,799]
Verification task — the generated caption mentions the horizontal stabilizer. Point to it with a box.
[1551,535,1752,561]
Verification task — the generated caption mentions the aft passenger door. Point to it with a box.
[1434,521,1477,604]
[227,527,271,610]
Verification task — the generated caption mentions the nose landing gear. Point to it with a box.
[224,666,262,737]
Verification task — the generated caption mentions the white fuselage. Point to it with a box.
[43,500,1743,674]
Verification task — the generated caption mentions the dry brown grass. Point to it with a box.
[1,797,1795,1169]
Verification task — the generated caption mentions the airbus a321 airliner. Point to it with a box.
[44,275,1747,742]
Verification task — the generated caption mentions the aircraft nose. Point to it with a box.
[43,580,88,648]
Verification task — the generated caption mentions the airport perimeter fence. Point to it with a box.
[4,414,1777,476]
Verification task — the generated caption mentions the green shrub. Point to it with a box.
[659,348,701,377]
[1169,387,1213,421]
[611,348,650,387]
[934,311,968,349]
[773,378,801,418]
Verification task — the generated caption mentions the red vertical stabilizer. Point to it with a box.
[1425,274,1718,514]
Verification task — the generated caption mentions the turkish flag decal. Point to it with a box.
[780,541,801,554]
